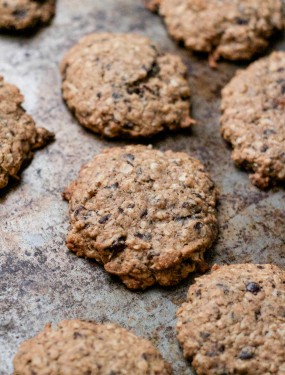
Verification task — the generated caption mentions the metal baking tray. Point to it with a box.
[0,1,284,374]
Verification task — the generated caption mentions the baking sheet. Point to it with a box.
[0,1,284,374]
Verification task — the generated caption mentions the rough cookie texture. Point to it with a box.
[0,0,56,31]
[177,263,285,375]
[146,0,284,62]
[0,76,54,189]
[63,145,218,289]
[13,319,172,374]
[221,51,285,188]
[61,33,193,138]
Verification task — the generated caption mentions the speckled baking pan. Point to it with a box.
[0,1,284,374]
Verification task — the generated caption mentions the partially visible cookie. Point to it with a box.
[63,145,218,289]
[13,319,172,375]
[147,0,284,62]
[0,0,56,31]
[0,76,54,190]
[61,33,194,138]
[177,263,285,375]
[221,51,285,188]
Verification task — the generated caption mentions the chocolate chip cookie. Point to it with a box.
[0,0,56,31]
[0,76,54,190]
[63,145,218,290]
[146,0,284,62]
[13,319,172,374]
[177,263,285,375]
[61,33,194,138]
[221,51,285,188]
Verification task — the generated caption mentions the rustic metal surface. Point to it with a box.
[0,1,284,374]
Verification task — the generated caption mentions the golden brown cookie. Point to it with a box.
[63,145,218,289]
[221,51,285,189]
[0,0,56,31]
[61,33,194,138]
[0,76,54,190]
[177,263,285,375]
[146,0,284,62]
[13,319,172,374]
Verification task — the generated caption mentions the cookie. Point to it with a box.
[0,0,56,31]
[63,145,218,290]
[221,51,285,189]
[0,76,54,190]
[147,0,284,62]
[13,319,172,374]
[176,263,285,375]
[60,33,194,138]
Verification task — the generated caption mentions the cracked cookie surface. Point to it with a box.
[63,145,218,290]
[146,0,284,62]
[13,319,172,375]
[221,51,285,188]
[61,33,193,138]
[0,0,56,31]
[0,76,54,190]
[177,263,285,375]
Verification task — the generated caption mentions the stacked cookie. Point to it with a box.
[0,0,285,374]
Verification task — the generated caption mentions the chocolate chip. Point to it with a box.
[112,92,121,99]
[246,282,261,295]
[261,145,268,152]
[74,205,85,217]
[99,214,111,224]
[107,236,126,253]
[236,17,249,25]
[123,121,134,129]
[195,289,202,297]
[216,283,230,295]
[206,344,225,357]
[127,86,144,96]
[194,222,203,233]
[140,209,148,218]
[12,9,27,19]
[263,129,276,136]
[123,153,135,161]
[239,349,254,360]
[255,309,261,320]
[142,353,149,360]
[73,332,82,339]
[105,182,119,189]
[135,233,152,241]
[174,215,192,222]
[199,332,210,339]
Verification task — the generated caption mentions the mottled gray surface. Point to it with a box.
[0,1,284,374]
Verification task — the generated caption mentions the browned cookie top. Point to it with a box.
[13,319,172,375]
[0,0,56,31]
[0,76,54,190]
[177,263,285,375]
[63,145,218,289]
[147,0,284,62]
[61,33,193,139]
[221,51,285,189]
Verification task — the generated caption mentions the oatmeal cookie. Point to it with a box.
[177,263,285,375]
[0,76,54,190]
[0,0,56,31]
[13,319,172,374]
[221,51,285,188]
[61,33,193,138]
[146,0,284,62]
[63,145,218,289]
